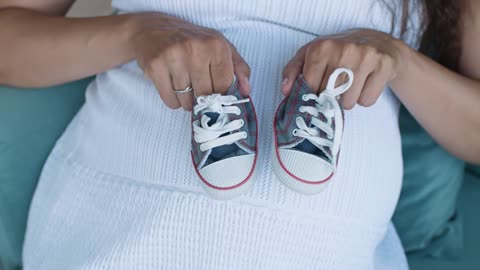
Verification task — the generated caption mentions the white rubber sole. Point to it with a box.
[272,147,331,195]
[199,175,254,200]
[194,154,256,200]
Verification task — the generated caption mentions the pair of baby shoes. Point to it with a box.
[191,68,354,199]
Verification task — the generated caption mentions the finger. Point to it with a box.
[190,60,214,97]
[282,48,305,95]
[357,56,396,107]
[175,91,194,111]
[318,66,350,92]
[231,46,251,95]
[302,51,328,93]
[318,65,336,92]
[148,66,181,109]
[357,70,389,107]
[169,62,193,111]
[210,46,235,94]
[341,70,369,110]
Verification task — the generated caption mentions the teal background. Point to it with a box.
[0,78,93,270]
[409,173,480,270]
[393,106,465,258]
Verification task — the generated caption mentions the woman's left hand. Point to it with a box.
[282,29,406,109]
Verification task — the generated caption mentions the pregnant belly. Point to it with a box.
[53,27,403,228]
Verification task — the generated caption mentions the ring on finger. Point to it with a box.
[174,85,193,94]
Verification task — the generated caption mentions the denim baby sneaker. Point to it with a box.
[273,68,353,194]
[191,77,258,199]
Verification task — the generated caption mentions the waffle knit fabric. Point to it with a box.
[23,0,423,269]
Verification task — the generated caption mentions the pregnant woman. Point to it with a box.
[1,0,479,269]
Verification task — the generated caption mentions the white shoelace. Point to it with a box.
[293,68,354,159]
[193,94,250,152]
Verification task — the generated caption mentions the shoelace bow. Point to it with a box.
[193,94,250,152]
[293,68,354,160]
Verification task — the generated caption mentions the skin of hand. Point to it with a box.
[130,14,251,111]
[281,29,404,109]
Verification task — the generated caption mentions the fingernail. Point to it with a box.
[282,77,288,85]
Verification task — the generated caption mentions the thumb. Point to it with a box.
[281,48,306,95]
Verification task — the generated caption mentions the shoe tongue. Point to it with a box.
[293,140,333,163]
[205,112,220,125]
[202,111,244,164]
[292,112,334,163]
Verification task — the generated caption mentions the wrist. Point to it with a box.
[391,39,414,90]
[122,14,146,59]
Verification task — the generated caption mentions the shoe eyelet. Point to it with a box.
[242,131,248,138]
[299,106,305,113]
[240,119,245,126]
[292,129,298,136]
[301,94,308,101]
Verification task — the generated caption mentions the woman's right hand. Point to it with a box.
[129,13,251,111]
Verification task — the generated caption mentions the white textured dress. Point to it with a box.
[23,0,422,269]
